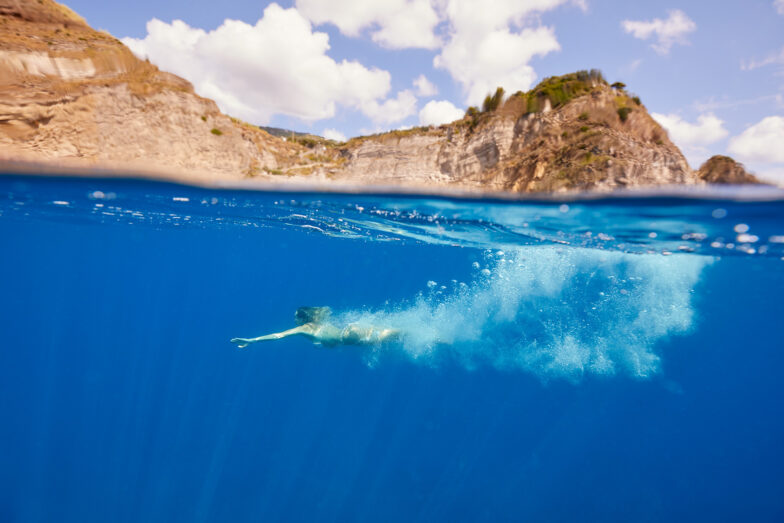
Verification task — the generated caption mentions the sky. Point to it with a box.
[65,0,784,182]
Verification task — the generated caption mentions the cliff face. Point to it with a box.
[0,0,300,179]
[335,81,698,192]
[697,155,760,184]
[0,1,761,191]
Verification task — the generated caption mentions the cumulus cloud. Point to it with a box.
[652,112,728,167]
[295,0,441,49]
[413,74,438,97]
[322,128,347,141]
[361,89,418,125]
[652,112,729,146]
[122,4,392,124]
[419,100,464,126]
[622,9,696,55]
[728,116,784,164]
[435,0,569,105]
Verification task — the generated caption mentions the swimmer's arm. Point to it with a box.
[231,326,310,348]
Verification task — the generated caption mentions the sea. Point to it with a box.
[1,174,783,522]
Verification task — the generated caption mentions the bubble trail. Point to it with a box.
[338,247,710,381]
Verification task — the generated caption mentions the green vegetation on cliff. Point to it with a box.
[515,69,607,113]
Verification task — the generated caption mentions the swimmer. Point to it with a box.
[231,306,400,349]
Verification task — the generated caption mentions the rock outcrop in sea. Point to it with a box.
[0,0,761,191]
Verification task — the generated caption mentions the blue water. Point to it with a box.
[1,175,784,522]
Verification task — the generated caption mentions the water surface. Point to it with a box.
[1,176,783,522]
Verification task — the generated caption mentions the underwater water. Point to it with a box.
[1,175,783,522]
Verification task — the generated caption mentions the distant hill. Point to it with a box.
[259,126,315,139]
[0,0,760,191]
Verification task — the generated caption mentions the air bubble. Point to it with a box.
[711,208,727,219]
[734,223,749,233]
[736,233,759,243]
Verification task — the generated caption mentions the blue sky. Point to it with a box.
[66,0,784,181]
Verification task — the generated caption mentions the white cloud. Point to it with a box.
[621,9,696,55]
[652,112,729,167]
[728,116,784,164]
[361,89,418,125]
[694,94,784,112]
[419,100,464,126]
[295,0,441,49]
[652,112,729,146]
[295,0,577,106]
[757,166,784,185]
[776,0,784,15]
[322,128,347,141]
[435,0,569,105]
[413,74,438,97]
[741,46,784,71]
[122,4,391,124]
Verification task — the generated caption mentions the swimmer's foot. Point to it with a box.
[231,338,251,349]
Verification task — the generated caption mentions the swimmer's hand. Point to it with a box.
[231,337,253,349]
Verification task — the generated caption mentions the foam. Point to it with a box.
[337,247,710,380]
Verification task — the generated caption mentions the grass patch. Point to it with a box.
[291,135,321,148]
[578,112,589,121]
[201,115,207,122]
[617,107,633,123]
[210,128,223,136]
[306,153,331,163]
[579,126,590,133]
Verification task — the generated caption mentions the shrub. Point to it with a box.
[578,112,589,121]
[482,87,505,113]
[210,128,223,136]
[632,96,641,106]
[617,107,632,122]
[579,126,589,133]
[524,70,606,114]
[465,106,480,118]
[561,131,569,138]
[611,81,626,90]
[293,136,320,148]
[201,115,207,122]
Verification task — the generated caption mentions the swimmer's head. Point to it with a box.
[295,306,332,325]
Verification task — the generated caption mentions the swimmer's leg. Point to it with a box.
[378,329,401,342]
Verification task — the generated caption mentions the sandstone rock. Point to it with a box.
[697,155,761,184]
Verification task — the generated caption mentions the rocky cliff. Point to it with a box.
[334,74,703,192]
[696,155,759,185]
[0,0,304,181]
[0,1,761,192]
